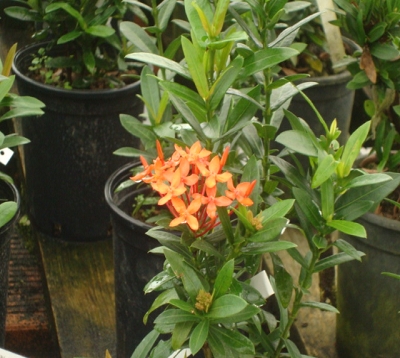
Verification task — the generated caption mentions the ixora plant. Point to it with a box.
[108,0,400,357]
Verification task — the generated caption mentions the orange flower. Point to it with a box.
[195,186,232,219]
[130,156,152,182]
[153,168,186,205]
[226,179,256,206]
[174,141,211,175]
[205,155,232,188]
[170,196,202,230]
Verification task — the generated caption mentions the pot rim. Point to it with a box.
[12,42,141,98]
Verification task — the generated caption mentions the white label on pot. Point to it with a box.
[0,348,27,358]
[0,148,13,165]
[250,270,275,299]
[168,348,192,358]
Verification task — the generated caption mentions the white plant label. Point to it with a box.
[250,270,275,299]
[0,348,27,358]
[168,348,192,358]
[0,148,13,165]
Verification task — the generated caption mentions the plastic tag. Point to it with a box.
[168,348,192,358]
[250,270,275,299]
[0,148,14,165]
[0,348,27,358]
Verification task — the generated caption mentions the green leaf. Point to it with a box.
[260,199,295,224]
[83,48,95,74]
[272,254,293,309]
[85,25,114,38]
[139,66,160,124]
[241,47,299,78]
[158,0,177,32]
[209,56,243,111]
[57,30,82,44]
[119,114,157,148]
[131,329,160,358]
[345,173,392,189]
[0,201,17,227]
[169,299,195,313]
[190,240,224,260]
[154,309,200,325]
[0,135,30,149]
[313,251,365,273]
[125,53,190,79]
[284,338,302,358]
[144,288,178,324]
[207,294,247,319]
[209,325,255,355]
[300,301,340,314]
[4,6,41,22]
[46,3,86,29]
[213,260,234,299]
[371,43,400,60]
[312,155,338,188]
[276,130,318,157]
[171,321,194,350]
[327,220,366,238]
[241,240,297,255]
[334,200,374,222]
[163,249,207,301]
[247,217,289,243]
[120,22,159,54]
[292,187,323,230]
[189,319,209,355]
[334,239,364,261]
[214,304,260,324]
[181,36,208,99]
[337,121,370,178]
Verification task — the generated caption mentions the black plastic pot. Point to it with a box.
[105,162,164,358]
[12,42,142,242]
[0,179,21,347]
[336,212,400,358]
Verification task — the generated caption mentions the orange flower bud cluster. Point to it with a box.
[130,141,256,236]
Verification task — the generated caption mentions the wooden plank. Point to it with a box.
[5,235,60,358]
[38,235,116,358]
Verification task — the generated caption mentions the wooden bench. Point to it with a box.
[37,234,116,358]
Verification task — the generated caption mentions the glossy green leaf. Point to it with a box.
[163,249,207,301]
[85,25,114,38]
[131,329,160,358]
[119,114,157,149]
[189,320,209,355]
[184,0,212,42]
[190,239,224,260]
[292,187,323,230]
[272,254,293,309]
[214,304,260,324]
[312,155,338,188]
[171,321,194,350]
[247,218,289,242]
[345,173,392,189]
[209,325,255,355]
[0,135,30,149]
[216,206,234,245]
[321,178,334,221]
[209,56,243,111]
[260,199,295,223]
[300,301,339,313]
[284,338,302,358]
[46,3,86,29]
[0,76,13,103]
[158,0,177,32]
[57,30,82,44]
[241,240,297,254]
[334,239,364,261]
[154,309,200,325]
[334,200,374,222]
[337,121,370,178]
[276,130,318,157]
[241,47,299,78]
[144,270,175,294]
[313,251,365,273]
[126,53,190,79]
[144,288,178,324]
[213,260,234,299]
[169,299,195,313]
[4,6,41,22]
[207,294,247,319]
[120,22,159,54]
[371,43,400,60]
[0,201,17,228]
[327,220,366,238]
[181,37,208,99]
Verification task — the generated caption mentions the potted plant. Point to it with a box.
[329,0,400,356]
[3,0,181,241]
[0,44,44,347]
[104,0,399,357]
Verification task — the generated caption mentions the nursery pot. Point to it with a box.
[336,212,400,358]
[0,179,21,347]
[105,162,164,358]
[12,42,142,242]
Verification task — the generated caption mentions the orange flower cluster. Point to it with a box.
[130,141,256,237]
